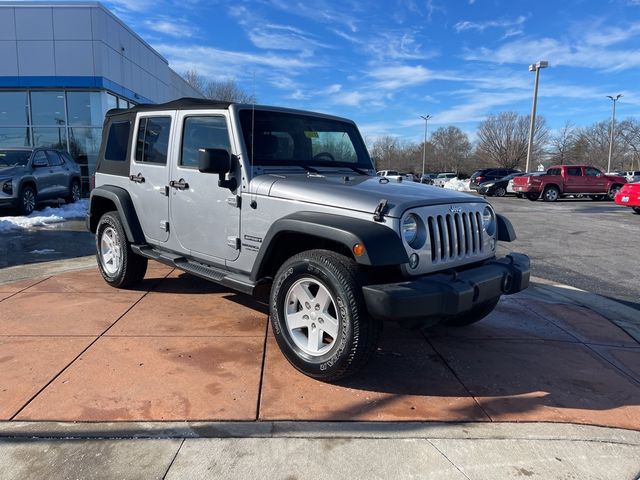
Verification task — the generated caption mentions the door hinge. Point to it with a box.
[227,236,240,250]
[226,195,241,208]
[160,221,170,232]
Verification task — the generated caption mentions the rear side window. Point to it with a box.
[567,167,582,176]
[105,121,131,162]
[136,117,171,165]
[46,151,63,166]
[180,116,231,168]
[547,168,561,175]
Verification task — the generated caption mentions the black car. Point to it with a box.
[470,168,520,190]
[477,172,526,197]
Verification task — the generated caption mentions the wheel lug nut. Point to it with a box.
[303,315,309,320]
[319,318,324,323]
[315,304,320,311]
[305,302,311,309]
[311,323,316,329]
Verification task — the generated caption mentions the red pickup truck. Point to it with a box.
[512,165,627,202]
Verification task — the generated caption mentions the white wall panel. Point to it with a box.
[15,8,53,40]
[17,40,55,75]
[53,7,92,40]
[0,7,17,41]
[90,7,108,43]
[0,41,18,76]
[91,40,109,77]
[54,40,94,76]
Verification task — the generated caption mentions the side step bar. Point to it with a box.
[131,245,261,296]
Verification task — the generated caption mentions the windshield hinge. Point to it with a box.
[373,199,388,222]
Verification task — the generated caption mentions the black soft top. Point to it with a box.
[106,97,233,117]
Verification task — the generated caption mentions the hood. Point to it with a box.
[260,173,483,217]
[0,165,26,178]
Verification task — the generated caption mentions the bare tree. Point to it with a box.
[618,118,640,170]
[549,121,576,165]
[182,69,256,103]
[430,126,471,173]
[370,135,401,170]
[476,112,548,169]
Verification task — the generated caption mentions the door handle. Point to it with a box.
[129,173,145,183]
[169,179,189,190]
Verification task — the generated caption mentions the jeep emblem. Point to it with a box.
[449,206,463,214]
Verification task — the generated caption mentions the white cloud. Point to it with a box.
[144,18,194,38]
[368,65,460,90]
[454,15,527,33]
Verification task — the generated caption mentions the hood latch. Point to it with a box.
[373,199,388,222]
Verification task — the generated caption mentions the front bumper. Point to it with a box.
[477,186,494,195]
[363,253,530,322]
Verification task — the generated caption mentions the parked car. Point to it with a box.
[432,172,457,187]
[619,170,640,183]
[376,170,404,181]
[420,173,437,185]
[470,168,520,190]
[511,165,626,202]
[0,147,82,214]
[614,183,640,214]
[88,98,529,382]
[477,172,526,197]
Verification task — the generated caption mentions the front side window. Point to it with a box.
[585,167,601,177]
[135,117,171,165]
[33,150,48,166]
[547,168,561,175]
[180,116,231,168]
[239,110,371,168]
[567,167,582,176]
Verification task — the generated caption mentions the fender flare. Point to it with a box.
[88,185,144,244]
[496,214,516,242]
[251,211,409,281]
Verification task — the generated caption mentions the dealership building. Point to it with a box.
[0,1,201,190]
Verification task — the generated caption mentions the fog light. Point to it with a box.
[1,181,12,195]
[409,253,419,269]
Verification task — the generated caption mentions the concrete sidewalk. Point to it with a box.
[0,260,639,479]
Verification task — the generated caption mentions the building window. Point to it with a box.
[106,93,118,111]
[30,91,66,126]
[0,92,30,126]
[33,127,67,150]
[67,92,103,126]
[0,127,31,147]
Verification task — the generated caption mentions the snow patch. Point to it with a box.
[443,178,471,192]
[0,200,88,233]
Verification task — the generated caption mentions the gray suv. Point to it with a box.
[87,98,530,381]
[0,147,82,214]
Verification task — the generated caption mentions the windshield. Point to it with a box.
[0,150,31,167]
[239,109,373,169]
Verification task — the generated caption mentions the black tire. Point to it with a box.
[633,207,640,214]
[65,179,81,203]
[590,195,605,201]
[543,186,560,202]
[443,298,500,327]
[270,249,381,382]
[96,211,147,288]
[526,193,539,201]
[607,184,622,201]
[19,185,36,215]
[494,186,506,197]
[515,193,523,198]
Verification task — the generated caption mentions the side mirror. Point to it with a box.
[198,148,230,174]
[198,148,237,190]
[32,158,47,168]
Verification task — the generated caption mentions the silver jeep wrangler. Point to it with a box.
[87,98,530,381]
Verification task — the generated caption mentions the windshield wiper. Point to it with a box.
[343,165,369,175]
[294,164,320,173]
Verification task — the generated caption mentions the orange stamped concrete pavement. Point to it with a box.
[0,266,638,429]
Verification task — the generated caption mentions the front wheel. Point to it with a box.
[515,193,523,198]
[608,184,622,201]
[19,185,36,215]
[270,249,380,382]
[494,186,506,197]
[443,298,500,327]
[633,207,640,214]
[590,195,605,201]
[96,211,147,288]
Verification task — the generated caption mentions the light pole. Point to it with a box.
[420,115,432,177]
[607,94,622,174]
[525,61,548,173]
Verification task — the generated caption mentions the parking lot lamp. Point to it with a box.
[420,115,432,177]
[525,61,548,173]
[607,94,622,174]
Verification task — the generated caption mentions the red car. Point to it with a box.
[614,183,640,214]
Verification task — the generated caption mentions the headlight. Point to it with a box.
[483,182,495,187]
[402,214,418,244]
[482,206,496,236]
[1,179,12,195]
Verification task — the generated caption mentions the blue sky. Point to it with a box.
[104,0,640,143]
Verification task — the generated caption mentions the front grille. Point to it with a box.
[426,211,483,262]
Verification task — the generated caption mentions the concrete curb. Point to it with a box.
[0,256,95,285]
[0,421,639,443]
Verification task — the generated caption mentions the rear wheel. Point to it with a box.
[65,180,81,203]
[19,185,36,215]
[633,207,640,214]
[270,249,381,382]
[543,186,560,202]
[515,193,523,198]
[96,211,147,288]
[444,298,500,327]
[526,193,539,201]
